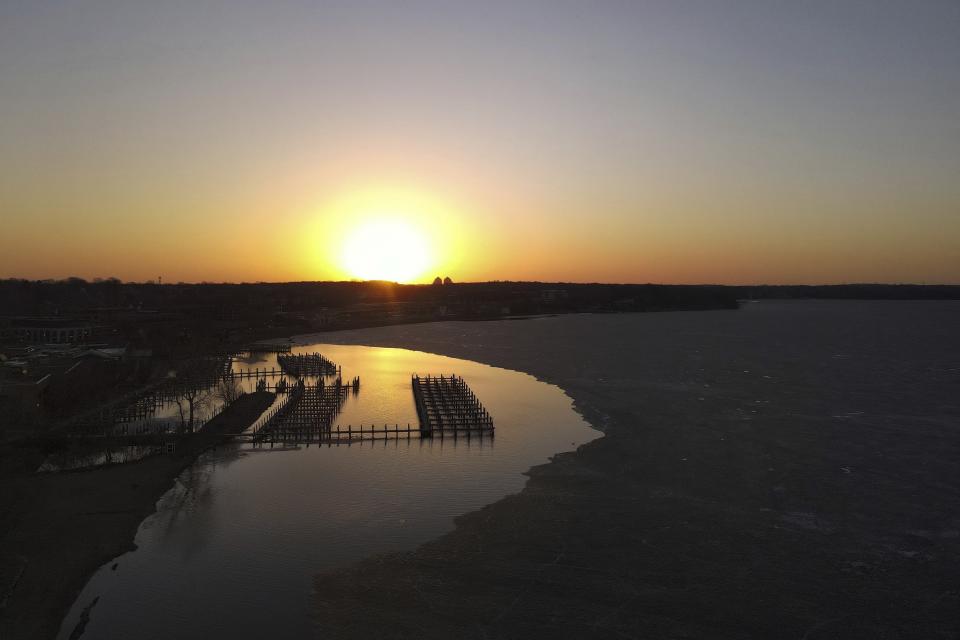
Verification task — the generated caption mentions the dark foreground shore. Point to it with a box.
[0,392,275,640]
[311,301,960,639]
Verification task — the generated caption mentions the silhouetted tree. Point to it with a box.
[173,386,210,433]
[214,378,243,406]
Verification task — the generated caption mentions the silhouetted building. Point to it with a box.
[443,276,453,285]
[0,317,95,345]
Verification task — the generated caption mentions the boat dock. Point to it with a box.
[227,367,286,380]
[240,373,493,445]
[248,379,351,442]
[412,374,494,435]
[243,422,494,447]
[277,352,340,377]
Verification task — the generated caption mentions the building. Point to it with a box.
[0,317,95,345]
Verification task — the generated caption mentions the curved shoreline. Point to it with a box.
[308,303,960,638]
[4,301,958,638]
[48,342,599,639]
[0,393,276,640]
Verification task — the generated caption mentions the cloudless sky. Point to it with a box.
[1,0,958,283]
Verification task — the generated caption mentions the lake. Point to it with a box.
[57,342,599,639]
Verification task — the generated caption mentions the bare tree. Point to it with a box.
[214,378,243,406]
[173,386,211,433]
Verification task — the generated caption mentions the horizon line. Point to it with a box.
[2,277,959,288]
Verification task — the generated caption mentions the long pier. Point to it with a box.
[240,422,493,446]
[412,374,493,435]
[228,367,286,380]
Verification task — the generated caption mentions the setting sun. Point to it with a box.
[340,219,432,282]
[316,185,466,283]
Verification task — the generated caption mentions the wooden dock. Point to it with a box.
[242,422,493,446]
[64,355,496,450]
[228,366,286,380]
[412,374,493,435]
[249,378,351,442]
[242,374,493,446]
[277,352,339,377]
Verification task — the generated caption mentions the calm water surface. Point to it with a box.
[57,343,598,639]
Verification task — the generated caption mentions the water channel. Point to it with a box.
[57,342,599,639]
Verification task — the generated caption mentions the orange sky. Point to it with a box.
[1,2,958,284]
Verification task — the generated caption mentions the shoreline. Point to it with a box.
[0,392,276,640]
[2,301,958,638]
[309,301,960,638]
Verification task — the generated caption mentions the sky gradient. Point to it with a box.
[1,0,958,284]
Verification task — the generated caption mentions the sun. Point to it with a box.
[340,219,432,282]
[316,185,463,282]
